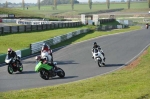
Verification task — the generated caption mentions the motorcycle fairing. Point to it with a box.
[35,61,52,72]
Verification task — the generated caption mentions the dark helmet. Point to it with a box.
[94,42,97,45]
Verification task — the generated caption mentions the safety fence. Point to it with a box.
[30,28,89,54]
[0,28,89,64]
[1,19,41,23]
[0,22,82,35]
[96,25,126,31]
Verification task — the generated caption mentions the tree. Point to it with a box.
[127,0,131,9]
[54,0,57,10]
[71,0,74,10]
[22,0,25,10]
[38,0,40,10]
[148,0,150,8]
[5,1,8,8]
[106,0,110,9]
[88,0,92,10]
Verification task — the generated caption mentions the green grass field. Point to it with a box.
[18,2,148,15]
[0,26,150,99]
[0,27,87,55]
[0,2,148,17]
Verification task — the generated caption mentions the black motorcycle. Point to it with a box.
[5,56,23,74]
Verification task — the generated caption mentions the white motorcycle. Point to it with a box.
[92,48,105,67]
[5,55,23,74]
[41,50,53,63]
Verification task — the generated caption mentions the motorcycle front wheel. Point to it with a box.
[98,60,102,67]
[7,64,13,74]
[39,69,49,80]
[57,68,65,78]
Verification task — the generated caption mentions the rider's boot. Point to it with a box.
[104,57,106,62]
[92,56,94,59]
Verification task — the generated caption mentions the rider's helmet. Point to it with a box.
[43,43,46,46]
[35,55,41,60]
[94,42,97,45]
[42,43,51,51]
[8,48,12,54]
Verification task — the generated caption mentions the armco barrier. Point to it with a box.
[0,22,82,35]
[0,54,7,64]
[30,28,89,54]
[60,35,67,41]
[21,48,31,57]
[96,25,125,31]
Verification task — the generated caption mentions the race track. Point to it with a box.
[0,28,150,92]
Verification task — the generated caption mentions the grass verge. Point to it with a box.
[0,26,86,55]
[0,27,149,99]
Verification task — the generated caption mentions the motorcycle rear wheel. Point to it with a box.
[18,63,23,73]
[39,69,49,80]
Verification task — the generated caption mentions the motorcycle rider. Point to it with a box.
[41,43,53,62]
[92,42,105,61]
[146,23,149,29]
[35,55,57,70]
[7,48,21,65]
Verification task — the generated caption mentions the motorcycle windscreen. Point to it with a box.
[35,62,52,72]
[93,49,98,53]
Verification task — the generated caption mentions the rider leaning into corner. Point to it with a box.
[41,43,53,62]
[7,48,21,65]
[92,42,106,61]
[35,55,57,70]
[146,23,149,27]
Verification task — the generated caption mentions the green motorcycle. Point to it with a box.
[35,61,65,80]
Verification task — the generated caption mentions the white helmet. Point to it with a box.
[43,43,46,46]
[35,56,41,60]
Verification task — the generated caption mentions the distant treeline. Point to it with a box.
[41,0,79,5]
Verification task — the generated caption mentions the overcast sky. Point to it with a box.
[0,0,121,3]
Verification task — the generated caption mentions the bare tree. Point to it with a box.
[88,0,92,10]
[54,0,57,10]
[148,0,150,8]
[5,1,8,8]
[38,0,40,10]
[22,0,25,10]
[127,0,131,9]
[106,0,110,9]
[71,0,74,10]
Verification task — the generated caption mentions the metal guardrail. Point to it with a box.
[30,28,89,54]
[0,22,82,35]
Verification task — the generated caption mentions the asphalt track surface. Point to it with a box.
[0,28,150,92]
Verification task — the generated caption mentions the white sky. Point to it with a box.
[0,0,121,3]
